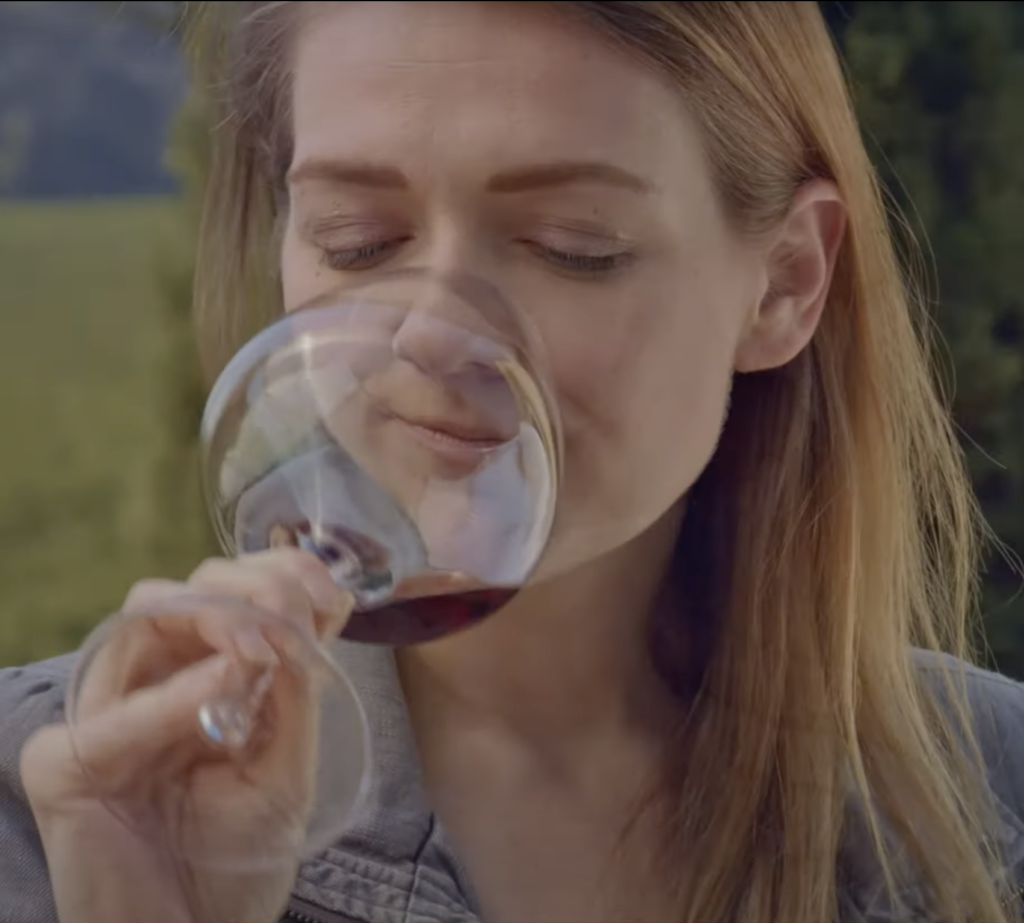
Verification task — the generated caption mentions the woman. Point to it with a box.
[2,2,1023,921]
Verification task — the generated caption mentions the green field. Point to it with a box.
[0,197,189,666]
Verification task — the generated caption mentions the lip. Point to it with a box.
[398,415,510,451]
[381,407,514,474]
[406,415,509,443]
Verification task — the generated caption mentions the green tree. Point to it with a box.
[826,1,1024,675]
[149,3,218,576]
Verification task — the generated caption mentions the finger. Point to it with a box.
[242,625,322,809]
[120,585,344,780]
[188,557,318,636]
[78,552,348,720]
[77,589,280,720]
[76,614,310,791]
[122,577,190,613]
[234,549,354,639]
[59,653,236,798]
[240,623,366,825]
[76,584,202,720]
[132,560,349,641]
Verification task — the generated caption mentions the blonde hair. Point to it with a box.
[187,2,1013,919]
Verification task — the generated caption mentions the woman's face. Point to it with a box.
[280,1,775,568]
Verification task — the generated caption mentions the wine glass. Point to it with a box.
[64,268,562,871]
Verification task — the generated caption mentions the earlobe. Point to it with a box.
[734,179,847,373]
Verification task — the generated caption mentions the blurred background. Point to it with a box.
[0,1,1021,673]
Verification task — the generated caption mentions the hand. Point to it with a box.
[21,549,353,923]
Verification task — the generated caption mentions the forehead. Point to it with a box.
[289,1,705,186]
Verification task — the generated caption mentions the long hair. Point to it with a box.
[184,3,1012,919]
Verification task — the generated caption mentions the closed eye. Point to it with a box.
[526,242,632,276]
[316,238,631,276]
[318,239,409,271]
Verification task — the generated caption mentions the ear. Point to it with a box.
[734,179,847,373]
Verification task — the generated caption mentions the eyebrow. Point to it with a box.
[287,160,408,189]
[487,161,655,195]
[287,158,656,195]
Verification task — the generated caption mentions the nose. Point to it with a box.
[393,313,485,378]
[391,281,510,379]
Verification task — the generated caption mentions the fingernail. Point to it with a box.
[235,626,280,667]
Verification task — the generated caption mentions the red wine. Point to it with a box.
[340,587,517,645]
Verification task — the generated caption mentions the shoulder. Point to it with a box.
[0,655,74,772]
[0,654,73,923]
[913,649,1024,869]
[913,649,1024,787]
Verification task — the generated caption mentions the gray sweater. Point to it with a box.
[1,643,1023,923]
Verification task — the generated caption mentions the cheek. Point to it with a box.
[549,282,744,548]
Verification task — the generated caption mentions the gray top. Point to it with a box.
[1,645,1023,923]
